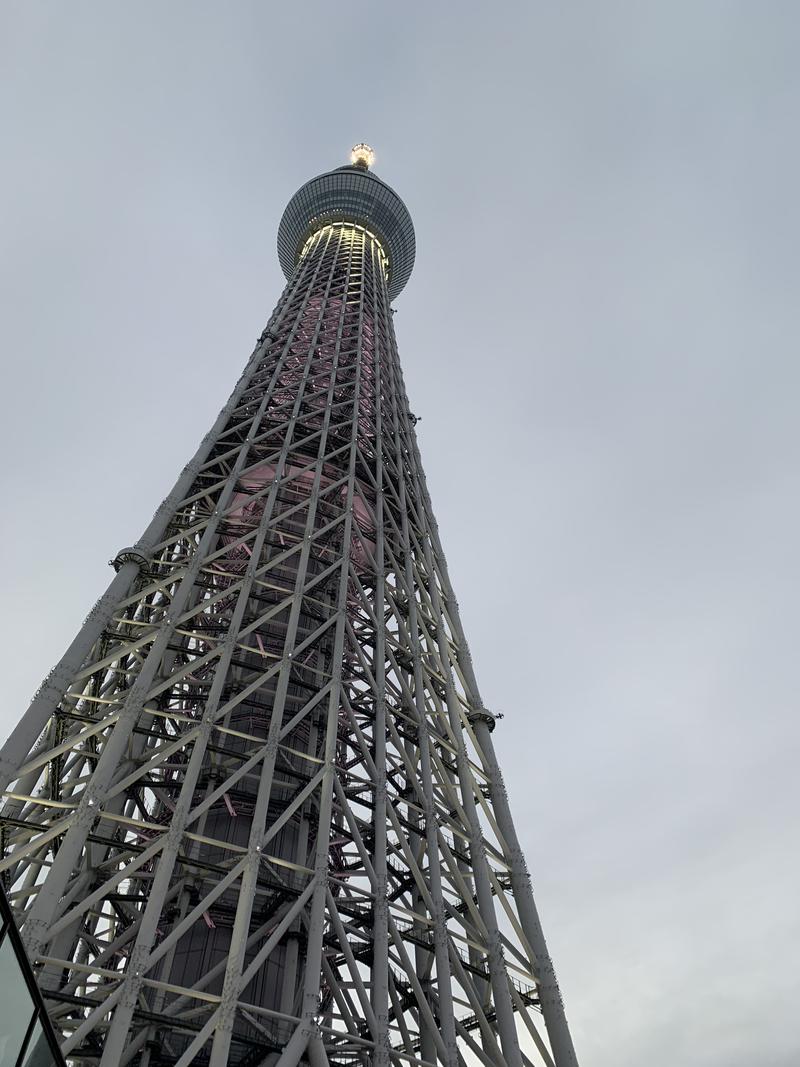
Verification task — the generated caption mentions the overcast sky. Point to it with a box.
[1,3,798,1065]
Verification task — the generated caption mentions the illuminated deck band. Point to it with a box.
[277,159,415,300]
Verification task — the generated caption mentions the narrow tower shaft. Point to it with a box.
[0,150,579,1067]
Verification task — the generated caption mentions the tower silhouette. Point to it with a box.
[0,148,579,1067]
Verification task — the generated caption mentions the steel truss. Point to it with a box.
[0,216,579,1066]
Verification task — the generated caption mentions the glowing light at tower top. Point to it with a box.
[350,142,375,169]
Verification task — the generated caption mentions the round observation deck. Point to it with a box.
[277,147,415,300]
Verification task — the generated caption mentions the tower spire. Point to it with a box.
[350,142,375,169]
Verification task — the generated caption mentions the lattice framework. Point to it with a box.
[0,215,578,1067]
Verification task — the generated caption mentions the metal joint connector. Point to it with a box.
[467,707,498,732]
[110,547,150,573]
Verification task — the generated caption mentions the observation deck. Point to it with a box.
[277,145,416,300]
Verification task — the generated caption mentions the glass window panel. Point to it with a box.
[20,1021,57,1067]
[0,935,36,1067]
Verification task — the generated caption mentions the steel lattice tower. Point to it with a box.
[0,146,579,1067]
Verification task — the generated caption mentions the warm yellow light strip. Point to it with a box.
[299,221,389,277]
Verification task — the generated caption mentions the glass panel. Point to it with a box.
[0,934,36,1067]
[20,1021,56,1067]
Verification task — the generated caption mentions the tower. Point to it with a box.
[0,147,579,1067]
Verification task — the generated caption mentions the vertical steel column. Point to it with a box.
[387,389,459,1065]
[405,422,580,1067]
[368,234,392,1067]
